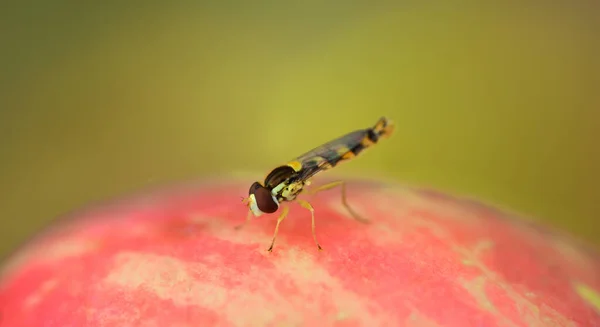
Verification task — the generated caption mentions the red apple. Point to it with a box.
[1,178,599,326]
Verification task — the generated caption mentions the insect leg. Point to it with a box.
[267,205,290,252]
[307,180,370,224]
[234,210,253,230]
[295,199,323,251]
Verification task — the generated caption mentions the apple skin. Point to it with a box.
[0,178,599,327]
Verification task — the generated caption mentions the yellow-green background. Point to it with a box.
[1,2,598,258]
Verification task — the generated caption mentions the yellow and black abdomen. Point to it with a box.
[288,117,395,181]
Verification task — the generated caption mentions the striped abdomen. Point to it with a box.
[289,117,395,181]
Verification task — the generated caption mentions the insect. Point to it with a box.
[237,116,395,252]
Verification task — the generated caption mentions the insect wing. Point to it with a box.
[292,129,368,181]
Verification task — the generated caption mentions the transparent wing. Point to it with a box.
[292,129,368,181]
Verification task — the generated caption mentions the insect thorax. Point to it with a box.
[271,180,305,202]
[263,164,305,203]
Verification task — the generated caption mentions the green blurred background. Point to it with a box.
[1,2,598,258]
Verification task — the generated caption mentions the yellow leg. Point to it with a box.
[267,206,290,252]
[307,180,369,224]
[234,210,253,230]
[295,199,323,251]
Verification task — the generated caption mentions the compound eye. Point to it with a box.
[249,183,278,214]
[248,182,262,195]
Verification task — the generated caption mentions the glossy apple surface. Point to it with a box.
[1,179,599,326]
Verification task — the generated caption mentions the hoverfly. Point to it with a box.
[238,117,395,252]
